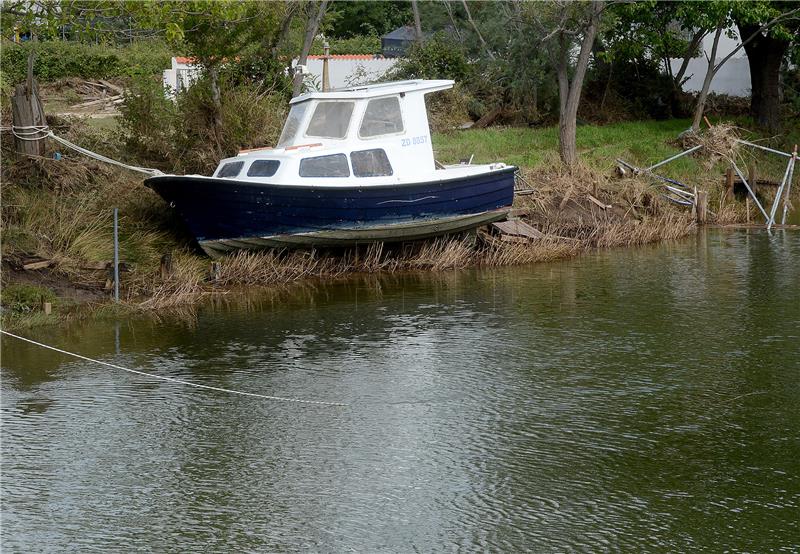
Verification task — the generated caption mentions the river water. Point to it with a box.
[2,230,799,552]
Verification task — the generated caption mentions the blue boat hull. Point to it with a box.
[144,167,516,256]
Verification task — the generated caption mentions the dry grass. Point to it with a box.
[681,122,743,169]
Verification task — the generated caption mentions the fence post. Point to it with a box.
[113,208,119,303]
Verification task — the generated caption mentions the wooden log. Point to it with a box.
[98,79,124,94]
[11,51,46,157]
[696,190,709,224]
[22,259,54,271]
[725,167,734,199]
[210,261,221,282]
[160,252,173,280]
[81,261,110,270]
[587,194,611,210]
[473,106,502,129]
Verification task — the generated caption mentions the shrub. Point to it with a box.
[388,32,472,82]
[117,74,178,169]
[310,35,382,56]
[0,39,173,86]
[1,284,57,314]
[117,72,288,175]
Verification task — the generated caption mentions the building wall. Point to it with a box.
[299,56,398,90]
[670,31,751,97]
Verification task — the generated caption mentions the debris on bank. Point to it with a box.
[616,122,797,229]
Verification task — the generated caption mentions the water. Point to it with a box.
[3,230,799,552]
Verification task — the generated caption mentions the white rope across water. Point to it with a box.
[1,125,163,176]
[1,330,347,407]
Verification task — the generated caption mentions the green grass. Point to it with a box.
[433,117,799,184]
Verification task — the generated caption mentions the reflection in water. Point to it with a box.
[2,230,799,551]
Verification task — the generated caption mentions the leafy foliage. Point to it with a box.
[0,40,172,85]
[388,32,472,82]
[325,1,411,38]
[118,74,287,175]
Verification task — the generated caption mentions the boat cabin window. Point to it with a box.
[217,161,244,178]
[277,103,309,147]
[305,101,355,139]
[351,149,393,177]
[247,159,281,177]
[359,96,403,138]
[299,153,350,178]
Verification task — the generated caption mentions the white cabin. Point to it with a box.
[211,80,506,185]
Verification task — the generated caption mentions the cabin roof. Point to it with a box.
[289,79,454,104]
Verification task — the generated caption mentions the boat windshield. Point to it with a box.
[277,102,309,147]
[305,101,355,139]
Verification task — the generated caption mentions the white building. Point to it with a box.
[670,31,751,97]
[162,57,201,98]
[294,55,398,91]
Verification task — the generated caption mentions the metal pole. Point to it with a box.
[731,162,770,223]
[781,152,796,225]
[736,139,792,158]
[645,145,703,173]
[767,156,794,229]
[113,208,119,303]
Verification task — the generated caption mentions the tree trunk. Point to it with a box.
[691,22,723,132]
[461,0,494,59]
[673,29,705,91]
[737,21,788,133]
[557,1,602,167]
[411,0,423,43]
[270,4,298,60]
[11,50,46,157]
[292,0,329,97]
[208,65,223,151]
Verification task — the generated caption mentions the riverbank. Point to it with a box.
[1,118,795,330]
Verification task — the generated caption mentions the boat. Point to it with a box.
[144,79,517,257]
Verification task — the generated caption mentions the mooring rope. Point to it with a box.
[1,125,163,176]
[1,330,347,407]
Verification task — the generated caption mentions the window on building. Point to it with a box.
[277,102,309,147]
[299,154,350,178]
[247,160,281,177]
[359,96,403,137]
[217,161,244,178]
[351,149,393,177]
[305,101,355,139]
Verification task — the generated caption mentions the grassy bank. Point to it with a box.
[2,116,796,330]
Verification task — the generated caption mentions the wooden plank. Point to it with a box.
[587,194,611,210]
[491,219,544,239]
[22,259,54,271]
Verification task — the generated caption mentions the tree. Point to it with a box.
[325,0,410,39]
[292,1,329,97]
[678,1,800,131]
[411,0,423,43]
[735,2,800,132]
[528,1,605,166]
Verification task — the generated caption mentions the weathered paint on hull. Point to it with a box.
[145,167,516,256]
[197,208,510,257]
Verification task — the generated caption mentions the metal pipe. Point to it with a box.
[731,162,770,223]
[665,185,694,199]
[113,207,119,303]
[736,140,791,158]
[781,154,796,225]
[645,145,703,172]
[767,156,794,229]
